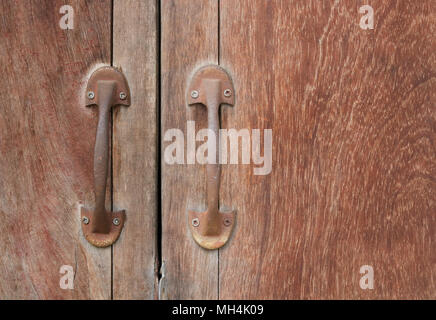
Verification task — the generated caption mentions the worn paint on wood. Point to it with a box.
[112,0,158,299]
[219,0,435,299]
[0,0,112,299]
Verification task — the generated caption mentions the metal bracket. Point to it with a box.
[187,65,236,250]
[81,66,130,248]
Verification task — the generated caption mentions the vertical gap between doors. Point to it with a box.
[108,0,162,300]
[110,0,114,301]
[156,0,163,299]
[217,0,221,301]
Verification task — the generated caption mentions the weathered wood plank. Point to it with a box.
[161,0,219,299]
[112,0,158,299]
[0,0,112,299]
[219,0,435,299]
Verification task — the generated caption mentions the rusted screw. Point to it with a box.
[82,216,90,225]
[119,92,127,100]
[223,89,232,97]
[191,90,199,99]
[192,218,200,227]
[223,218,232,227]
[113,218,120,226]
[87,91,95,99]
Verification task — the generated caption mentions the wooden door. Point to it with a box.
[0,0,157,299]
[161,0,435,299]
[1,0,434,300]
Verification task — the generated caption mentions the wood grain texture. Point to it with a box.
[219,0,435,299]
[0,0,112,299]
[112,0,158,299]
[161,0,219,299]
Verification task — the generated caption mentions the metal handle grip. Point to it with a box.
[92,80,114,234]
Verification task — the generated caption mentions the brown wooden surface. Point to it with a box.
[112,0,158,299]
[0,0,112,299]
[1,0,434,300]
[160,0,219,299]
[219,0,435,299]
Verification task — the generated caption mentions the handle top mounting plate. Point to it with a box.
[86,66,131,107]
[187,65,235,107]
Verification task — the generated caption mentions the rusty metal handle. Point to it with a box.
[92,81,114,234]
[187,65,236,250]
[204,80,222,236]
[81,66,130,248]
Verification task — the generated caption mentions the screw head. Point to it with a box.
[113,218,121,226]
[192,218,200,227]
[191,90,199,99]
[223,89,232,97]
[82,216,90,225]
[223,218,232,227]
[119,92,127,100]
[87,91,95,99]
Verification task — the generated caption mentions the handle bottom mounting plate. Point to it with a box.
[188,209,236,250]
[81,208,125,248]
